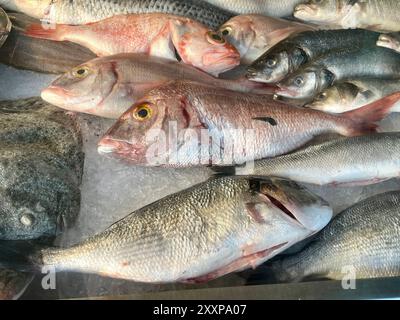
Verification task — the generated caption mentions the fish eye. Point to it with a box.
[220,26,232,37]
[266,58,277,68]
[72,66,90,78]
[207,31,226,45]
[132,103,153,121]
[317,92,327,100]
[294,76,304,87]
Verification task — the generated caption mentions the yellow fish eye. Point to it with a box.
[132,103,153,121]
[207,31,226,45]
[72,66,90,78]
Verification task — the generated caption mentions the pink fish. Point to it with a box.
[98,81,400,167]
[25,13,240,76]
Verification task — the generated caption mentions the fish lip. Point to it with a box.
[98,137,145,162]
[294,4,317,18]
[275,85,298,98]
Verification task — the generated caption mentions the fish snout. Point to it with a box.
[203,47,240,71]
[294,4,317,19]
[41,86,69,107]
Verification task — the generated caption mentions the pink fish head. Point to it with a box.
[171,19,240,77]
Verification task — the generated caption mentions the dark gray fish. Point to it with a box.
[0,13,96,74]
[0,7,11,47]
[270,191,400,282]
[0,0,232,30]
[0,269,33,300]
[0,98,84,240]
[247,29,382,84]
[277,46,400,100]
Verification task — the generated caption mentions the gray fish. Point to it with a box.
[0,177,332,283]
[0,98,84,240]
[0,0,232,30]
[204,0,306,18]
[270,191,400,282]
[0,7,11,47]
[247,29,382,84]
[235,133,400,187]
[0,269,33,300]
[294,0,400,32]
[0,13,96,74]
[305,79,400,113]
[377,33,400,54]
[276,46,400,100]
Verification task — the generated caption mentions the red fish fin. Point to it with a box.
[341,92,400,136]
[182,243,288,284]
[25,23,67,41]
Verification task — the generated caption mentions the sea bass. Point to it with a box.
[377,33,400,54]
[0,6,11,47]
[0,269,33,300]
[305,79,400,113]
[0,98,84,240]
[269,191,400,282]
[219,14,315,65]
[294,0,400,32]
[204,0,306,17]
[0,177,333,283]
[0,13,96,74]
[234,133,400,186]
[25,13,239,76]
[0,0,232,29]
[277,46,400,100]
[247,29,382,84]
[97,81,399,167]
[41,54,274,119]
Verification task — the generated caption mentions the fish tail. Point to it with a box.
[25,23,68,41]
[0,240,48,273]
[340,92,400,136]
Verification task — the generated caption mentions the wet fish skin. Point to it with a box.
[270,191,400,282]
[204,0,306,17]
[306,79,400,113]
[247,29,382,84]
[25,13,240,77]
[277,46,400,100]
[235,133,400,186]
[377,33,400,54]
[0,7,11,47]
[97,81,398,167]
[294,0,400,32]
[0,98,84,240]
[0,0,232,30]
[0,13,96,74]
[22,177,332,283]
[219,14,315,65]
[41,53,274,119]
[0,269,33,300]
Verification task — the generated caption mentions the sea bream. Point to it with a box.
[219,14,315,65]
[204,0,306,17]
[377,33,400,54]
[305,79,400,113]
[276,46,400,100]
[268,191,400,282]
[0,6,11,47]
[24,13,240,76]
[97,81,400,167]
[247,29,382,84]
[294,0,400,32]
[41,54,275,119]
[234,133,400,187]
[0,0,232,29]
[0,177,333,283]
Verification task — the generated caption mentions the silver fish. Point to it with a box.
[0,6,11,47]
[305,79,400,113]
[294,0,400,32]
[235,133,400,187]
[0,177,333,283]
[204,0,306,18]
[0,0,232,29]
[377,33,400,54]
[270,191,400,282]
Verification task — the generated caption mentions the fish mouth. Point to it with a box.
[246,67,270,83]
[264,194,305,228]
[294,4,317,19]
[275,85,298,98]
[203,50,240,73]
[98,137,144,162]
